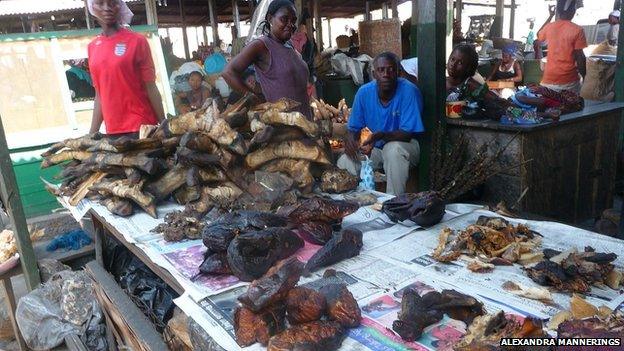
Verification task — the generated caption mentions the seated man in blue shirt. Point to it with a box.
[337,52,424,195]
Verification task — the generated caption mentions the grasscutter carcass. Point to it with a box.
[304,229,363,273]
[267,321,346,351]
[238,258,304,312]
[245,140,331,170]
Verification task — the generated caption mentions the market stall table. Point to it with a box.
[446,102,624,224]
[63,195,624,351]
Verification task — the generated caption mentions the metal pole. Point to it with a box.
[382,3,389,19]
[208,0,219,45]
[232,0,240,39]
[365,1,372,21]
[0,115,40,291]
[416,0,447,189]
[456,0,462,24]
[203,26,208,45]
[179,0,190,59]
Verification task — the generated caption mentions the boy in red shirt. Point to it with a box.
[87,0,165,135]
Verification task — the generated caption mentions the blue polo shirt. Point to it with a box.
[347,78,425,148]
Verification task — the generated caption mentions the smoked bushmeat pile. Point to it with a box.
[525,247,619,293]
[432,216,543,268]
[199,197,360,281]
[43,97,358,239]
[233,258,361,350]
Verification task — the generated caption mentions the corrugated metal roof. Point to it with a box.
[0,0,140,17]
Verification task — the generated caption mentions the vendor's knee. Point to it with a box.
[382,141,410,161]
[337,154,359,176]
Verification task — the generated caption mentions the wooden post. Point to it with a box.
[295,0,303,21]
[203,26,209,46]
[365,1,372,21]
[232,0,240,39]
[0,116,40,291]
[179,0,190,59]
[392,0,399,18]
[410,0,419,57]
[83,0,92,29]
[327,18,332,48]
[208,0,219,45]
[145,0,158,26]
[492,0,504,38]
[382,3,389,19]
[455,0,462,24]
[509,0,515,39]
[314,0,323,51]
[416,0,447,189]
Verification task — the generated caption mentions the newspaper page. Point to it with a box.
[368,210,624,318]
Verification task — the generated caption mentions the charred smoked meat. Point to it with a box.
[199,251,231,275]
[287,198,358,224]
[227,228,304,281]
[392,289,443,341]
[392,288,485,342]
[382,191,445,227]
[286,287,327,324]
[234,304,286,346]
[202,211,288,252]
[267,321,345,351]
[297,221,334,245]
[319,284,361,328]
[238,258,304,312]
[305,229,363,272]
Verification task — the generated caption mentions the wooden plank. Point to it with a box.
[86,261,169,351]
[90,210,184,295]
[416,0,448,189]
[576,141,598,221]
[0,115,40,291]
[1,277,26,351]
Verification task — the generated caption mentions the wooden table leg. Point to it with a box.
[1,277,27,351]
[94,223,104,266]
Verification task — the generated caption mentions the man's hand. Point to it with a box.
[345,132,360,161]
[360,132,384,156]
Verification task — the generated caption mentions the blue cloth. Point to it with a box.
[46,229,92,252]
[347,78,425,148]
[204,53,227,75]
[511,88,538,112]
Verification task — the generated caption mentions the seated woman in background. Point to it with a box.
[174,71,212,113]
[488,47,523,84]
[447,44,573,123]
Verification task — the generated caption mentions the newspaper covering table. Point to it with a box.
[61,195,624,351]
